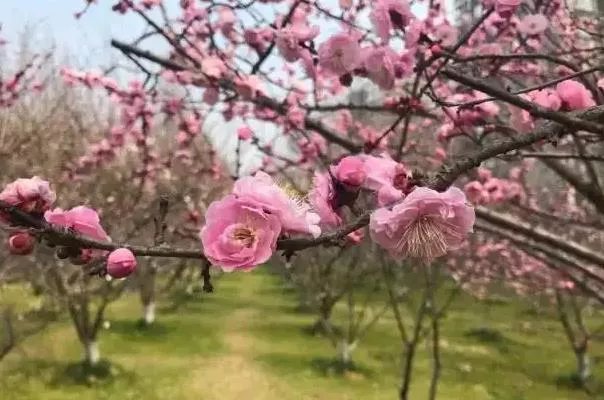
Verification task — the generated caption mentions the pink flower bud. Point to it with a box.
[106,248,137,278]
[237,126,253,140]
[8,232,35,255]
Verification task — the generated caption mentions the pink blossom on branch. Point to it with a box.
[0,177,56,223]
[556,80,596,110]
[200,195,282,271]
[275,25,320,63]
[370,0,413,42]
[331,156,367,187]
[44,206,111,243]
[233,171,321,238]
[318,32,362,77]
[106,248,137,278]
[309,171,343,229]
[370,187,475,261]
[361,154,411,206]
[517,14,548,36]
[361,47,397,90]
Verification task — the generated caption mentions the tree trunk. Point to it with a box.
[576,348,591,384]
[400,341,417,400]
[0,307,15,361]
[336,341,355,369]
[143,302,156,325]
[140,261,157,325]
[83,339,100,365]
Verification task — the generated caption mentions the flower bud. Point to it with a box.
[8,232,35,255]
[106,248,137,279]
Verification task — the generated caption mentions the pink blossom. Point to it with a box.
[378,184,405,207]
[200,195,281,271]
[464,181,490,204]
[235,75,264,99]
[517,14,548,36]
[204,87,219,105]
[494,0,520,17]
[141,0,161,8]
[0,177,56,223]
[346,228,364,244]
[309,172,343,228]
[363,47,396,90]
[556,80,596,110]
[370,187,475,260]
[44,206,111,242]
[286,106,306,129]
[434,24,459,47]
[332,156,367,187]
[106,248,137,278]
[237,126,253,140]
[529,88,561,110]
[233,171,321,238]
[275,25,320,62]
[201,57,226,80]
[8,232,35,255]
[318,32,361,76]
[360,154,410,205]
[510,106,534,134]
[370,0,412,42]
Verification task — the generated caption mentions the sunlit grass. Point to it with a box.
[0,269,602,400]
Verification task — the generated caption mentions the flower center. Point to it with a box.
[397,215,462,260]
[393,171,408,191]
[232,226,256,247]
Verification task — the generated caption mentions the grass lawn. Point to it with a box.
[0,269,602,399]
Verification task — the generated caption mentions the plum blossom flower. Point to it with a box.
[370,0,412,42]
[237,126,253,140]
[434,24,459,47]
[492,0,521,17]
[464,181,490,204]
[200,195,282,271]
[234,75,264,99]
[0,177,56,223]
[556,80,596,110]
[360,154,411,206]
[331,156,367,187]
[318,32,362,76]
[517,14,548,36]
[529,88,561,110]
[106,248,137,278]
[233,171,321,238]
[370,187,475,260]
[275,25,320,62]
[362,47,396,90]
[309,172,343,229]
[44,206,111,242]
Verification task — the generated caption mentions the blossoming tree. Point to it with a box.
[2,0,604,398]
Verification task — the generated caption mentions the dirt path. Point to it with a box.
[187,282,295,399]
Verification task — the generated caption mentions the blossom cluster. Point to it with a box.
[2,166,475,274]
[202,153,475,271]
[0,177,137,278]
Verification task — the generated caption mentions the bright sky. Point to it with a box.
[1,1,141,67]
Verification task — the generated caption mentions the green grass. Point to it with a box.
[0,270,603,399]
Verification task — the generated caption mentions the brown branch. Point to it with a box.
[109,39,362,153]
[441,69,604,135]
[476,207,604,267]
